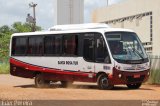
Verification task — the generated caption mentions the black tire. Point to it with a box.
[61,81,73,88]
[35,74,50,88]
[97,74,113,90]
[127,83,142,89]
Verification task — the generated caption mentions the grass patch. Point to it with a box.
[148,69,160,84]
[0,62,9,74]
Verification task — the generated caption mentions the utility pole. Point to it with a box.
[29,2,37,32]
[107,0,109,6]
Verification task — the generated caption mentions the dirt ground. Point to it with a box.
[0,74,160,100]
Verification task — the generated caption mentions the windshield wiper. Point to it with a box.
[126,43,144,60]
[133,48,144,60]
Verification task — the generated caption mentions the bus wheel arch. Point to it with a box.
[96,72,107,79]
[34,71,41,77]
[96,72,114,90]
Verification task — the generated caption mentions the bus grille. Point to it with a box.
[126,75,145,83]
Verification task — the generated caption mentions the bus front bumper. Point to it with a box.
[110,67,150,85]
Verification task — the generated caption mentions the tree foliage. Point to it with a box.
[0,22,42,62]
[12,22,41,33]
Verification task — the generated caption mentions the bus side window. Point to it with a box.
[63,35,78,55]
[28,36,43,56]
[55,36,62,55]
[44,36,55,55]
[83,34,94,62]
[95,34,110,63]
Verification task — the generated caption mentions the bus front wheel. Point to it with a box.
[35,74,50,88]
[127,83,142,89]
[97,74,113,90]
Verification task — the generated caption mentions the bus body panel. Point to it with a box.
[10,56,113,83]
[10,56,149,84]
[10,57,97,82]
[9,23,150,86]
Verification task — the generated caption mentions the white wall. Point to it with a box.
[54,0,84,25]
[92,0,160,56]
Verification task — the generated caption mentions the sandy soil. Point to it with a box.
[0,74,160,100]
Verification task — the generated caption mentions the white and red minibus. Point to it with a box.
[10,23,150,89]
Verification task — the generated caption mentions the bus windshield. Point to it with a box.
[105,32,149,64]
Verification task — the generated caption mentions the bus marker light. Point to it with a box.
[88,73,93,78]
[118,66,121,70]
[147,72,150,76]
[25,67,29,70]
[13,67,16,71]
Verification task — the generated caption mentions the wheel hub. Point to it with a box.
[101,78,108,87]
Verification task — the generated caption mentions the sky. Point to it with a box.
[0,0,125,30]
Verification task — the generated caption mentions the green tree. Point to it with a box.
[0,25,12,37]
[0,33,10,62]
[12,22,42,33]
[0,22,42,62]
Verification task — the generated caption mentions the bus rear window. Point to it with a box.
[12,37,27,56]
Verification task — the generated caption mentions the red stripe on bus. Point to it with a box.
[10,58,96,77]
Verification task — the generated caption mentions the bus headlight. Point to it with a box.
[118,74,122,78]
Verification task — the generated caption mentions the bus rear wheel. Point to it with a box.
[35,74,50,88]
[61,81,73,87]
[97,74,113,90]
[127,83,142,89]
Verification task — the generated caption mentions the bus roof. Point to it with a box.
[11,23,134,37]
[48,23,110,31]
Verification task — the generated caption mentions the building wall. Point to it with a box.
[54,0,84,25]
[92,0,160,56]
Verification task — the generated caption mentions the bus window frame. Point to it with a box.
[62,34,79,57]
[11,36,28,56]
[11,32,111,63]
[82,32,111,64]
[43,34,63,56]
[27,35,44,56]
